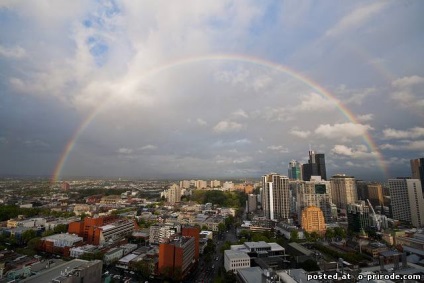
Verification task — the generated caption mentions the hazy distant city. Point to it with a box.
[1,1,424,283]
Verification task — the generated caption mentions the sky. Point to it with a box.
[0,1,423,181]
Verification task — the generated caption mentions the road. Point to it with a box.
[185,227,238,283]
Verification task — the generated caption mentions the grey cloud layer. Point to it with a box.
[0,1,423,180]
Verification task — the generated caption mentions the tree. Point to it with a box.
[27,237,42,251]
[21,229,37,244]
[334,227,347,239]
[204,239,216,255]
[310,231,319,242]
[299,259,320,271]
[290,230,299,242]
[224,215,234,229]
[218,223,226,233]
[53,224,68,234]
[325,228,335,241]
[238,230,251,240]
[133,259,151,279]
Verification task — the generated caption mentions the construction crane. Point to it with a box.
[367,199,381,231]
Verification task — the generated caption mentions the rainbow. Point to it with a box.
[51,53,388,182]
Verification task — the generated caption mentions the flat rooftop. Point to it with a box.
[244,241,270,249]
[21,259,101,283]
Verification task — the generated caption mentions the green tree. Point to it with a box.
[53,224,68,234]
[218,223,226,233]
[310,231,319,242]
[334,227,347,239]
[27,237,42,252]
[325,228,335,241]
[204,239,216,255]
[290,230,299,242]
[299,259,320,271]
[21,229,37,244]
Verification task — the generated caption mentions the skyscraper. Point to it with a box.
[347,201,370,233]
[330,174,357,210]
[302,150,327,181]
[389,178,424,228]
[295,180,334,223]
[167,184,181,204]
[288,160,302,180]
[301,206,326,235]
[262,173,290,221]
[410,158,424,192]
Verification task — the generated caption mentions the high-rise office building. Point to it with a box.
[389,178,424,228]
[347,201,370,233]
[301,206,326,235]
[302,150,327,181]
[247,194,258,213]
[330,174,357,210]
[367,183,384,207]
[295,180,333,223]
[262,173,290,221]
[410,158,424,192]
[288,160,302,180]
[166,184,181,204]
[356,180,368,201]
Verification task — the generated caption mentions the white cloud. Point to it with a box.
[233,156,252,164]
[267,145,289,153]
[334,85,377,105]
[196,118,207,126]
[138,145,157,151]
[380,141,424,151]
[23,139,49,147]
[357,114,374,122]
[232,109,249,119]
[117,147,133,154]
[391,76,424,108]
[294,92,337,112]
[315,122,373,139]
[383,127,424,139]
[325,2,388,37]
[213,120,243,133]
[290,129,311,138]
[331,144,377,159]
[392,76,424,88]
[0,45,26,59]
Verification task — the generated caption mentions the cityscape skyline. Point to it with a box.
[1,1,423,181]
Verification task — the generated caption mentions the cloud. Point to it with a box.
[196,118,207,126]
[0,45,26,59]
[232,109,249,119]
[23,139,49,148]
[117,147,133,154]
[267,145,289,153]
[383,127,424,139]
[233,156,252,164]
[315,122,373,139]
[357,114,374,122]
[325,2,388,37]
[213,120,243,133]
[335,85,377,105]
[138,145,157,151]
[392,76,424,88]
[290,129,311,138]
[294,92,337,112]
[381,141,424,151]
[391,76,424,109]
[331,144,377,159]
